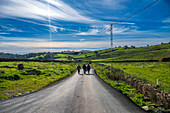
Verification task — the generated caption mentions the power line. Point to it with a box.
[103,25,110,33]
[108,0,159,69]
[104,0,159,32]
[113,0,159,25]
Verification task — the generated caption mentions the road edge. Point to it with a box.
[93,69,148,113]
[0,70,77,101]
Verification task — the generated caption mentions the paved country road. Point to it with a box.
[0,69,146,113]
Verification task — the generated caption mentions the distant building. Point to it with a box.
[80,50,91,53]
[108,48,116,51]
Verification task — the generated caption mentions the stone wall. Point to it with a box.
[104,65,170,110]
[124,76,170,109]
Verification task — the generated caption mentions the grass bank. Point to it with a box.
[100,62,170,93]
[92,64,166,112]
[0,62,76,100]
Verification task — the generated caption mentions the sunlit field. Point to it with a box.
[0,62,76,99]
[100,62,170,93]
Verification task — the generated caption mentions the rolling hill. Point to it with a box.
[0,43,170,62]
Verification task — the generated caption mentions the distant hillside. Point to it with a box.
[74,43,170,62]
[0,53,23,59]
[0,43,170,62]
[0,51,84,60]
[0,52,52,59]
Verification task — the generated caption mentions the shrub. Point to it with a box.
[13,74,20,80]
[0,74,20,80]
[24,69,42,75]
[18,64,24,70]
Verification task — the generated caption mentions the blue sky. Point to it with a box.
[0,0,169,54]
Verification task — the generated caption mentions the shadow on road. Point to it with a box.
[78,73,94,76]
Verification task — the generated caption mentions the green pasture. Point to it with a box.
[92,48,170,61]
[92,64,153,111]
[0,62,76,99]
[100,62,170,93]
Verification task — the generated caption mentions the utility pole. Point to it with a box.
[110,24,113,69]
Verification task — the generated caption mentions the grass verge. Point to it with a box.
[100,62,170,93]
[92,64,166,112]
[0,61,77,100]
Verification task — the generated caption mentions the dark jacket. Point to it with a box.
[87,65,90,70]
[77,65,81,70]
[83,64,86,70]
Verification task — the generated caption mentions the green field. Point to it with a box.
[92,64,152,110]
[90,44,170,61]
[51,43,169,62]
[0,62,76,99]
[1,43,170,62]
[9,43,169,62]
[0,43,169,101]
[99,62,170,93]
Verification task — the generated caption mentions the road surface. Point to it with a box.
[0,69,145,113]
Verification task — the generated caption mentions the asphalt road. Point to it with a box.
[0,69,146,113]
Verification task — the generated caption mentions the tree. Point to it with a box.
[131,45,135,48]
[94,51,99,57]
[124,45,128,49]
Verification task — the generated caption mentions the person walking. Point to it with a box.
[87,64,91,74]
[83,64,86,74]
[77,65,81,74]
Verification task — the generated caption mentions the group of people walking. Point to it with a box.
[77,64,91,74]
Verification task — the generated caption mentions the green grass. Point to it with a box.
[22,43,170,62]
[92,64,153,110]
[0,62,76,99]
[54,53,74,58]
[30,54,47,59]
[100,62,170,93]
[77,43,170,61]
[92,48,170,61]
[55,58,69,61]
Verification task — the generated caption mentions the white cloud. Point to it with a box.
[161,26,170,29]
[0,48,95,54]
[0,0,96,23]
[79,39,85,41]
[0,36,48,42]
[89,0,126,10]
[0,37,169,54]
[1,25,23,32]
[11,18,65,32]
[45,24,65,32]
[0,32,10,34]
[163,17,170,23]
[0,41,110,48]
[112,27,130,34]
[76,29,100,35]
[76,26,130,36]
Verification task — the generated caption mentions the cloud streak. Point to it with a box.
[0,41,110,48]
[1,25,23,32]
[76,25,131,36]
[0,37,169,54]
[163,17,170,23]
[0,32,10,34]
[0,36,48,42]
[0,0,96,23]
